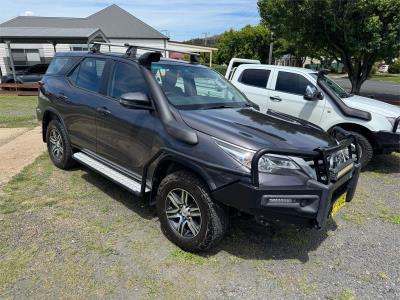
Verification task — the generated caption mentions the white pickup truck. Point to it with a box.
[226,58,400,167]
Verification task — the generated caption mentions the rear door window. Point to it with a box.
[108,62,149,98]
[275,71,314,95]
[239,69,270,88]
[69,58,106,93]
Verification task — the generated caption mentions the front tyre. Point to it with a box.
[46,120,75,169]
[156,171,228,252]
[348,131,373,169]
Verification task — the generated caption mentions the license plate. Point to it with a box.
[331,193,347,217]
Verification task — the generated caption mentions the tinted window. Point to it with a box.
[239,69,270,88]
[108,62,149,98]
[275,71,314,95]
[71,58,106,92]
[47,57,76,75]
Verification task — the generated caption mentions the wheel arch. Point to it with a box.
[149,155,217,205]
[42,108,66,142]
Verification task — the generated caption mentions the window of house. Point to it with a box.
[108,62,149,98]
[275,71,314,95]
[239,69,270,88]
[70,45,89,52]
[10,49,41,67]
[69,58,106,92]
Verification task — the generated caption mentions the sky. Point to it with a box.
[0,0,260,41]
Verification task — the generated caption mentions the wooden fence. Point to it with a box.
[0,83,39,96]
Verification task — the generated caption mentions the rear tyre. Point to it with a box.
[156,170,228,252]
[348,131,373,169]
[46,120,75,169]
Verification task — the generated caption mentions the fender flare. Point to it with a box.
[41,108,69,142]
[151,153,217,191]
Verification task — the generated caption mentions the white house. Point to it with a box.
[0,4,219,82]
[0,4,169,76]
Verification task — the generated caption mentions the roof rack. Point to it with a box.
[90,42,200,64]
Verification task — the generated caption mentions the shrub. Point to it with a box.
[212,65,228,76]
[388,60,400,74]
[371,65,378,75]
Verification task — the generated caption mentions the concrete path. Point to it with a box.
[0,126,46,186]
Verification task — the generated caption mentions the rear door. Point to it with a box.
[232,67,273,113]
[95,59,157,175]
[268,70,325,125]
[63,56,109,152]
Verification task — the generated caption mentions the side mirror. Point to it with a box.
[304,85,323,101]
[120,92,152,109]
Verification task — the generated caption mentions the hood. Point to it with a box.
[179,108,337,151]
[343,95,400,118]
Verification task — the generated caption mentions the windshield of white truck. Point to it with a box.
[152,63,250,110]
[310,73,351,98]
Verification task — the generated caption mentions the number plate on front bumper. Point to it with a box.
[331,193,347,217]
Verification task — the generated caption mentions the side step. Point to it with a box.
[73,152,149,195]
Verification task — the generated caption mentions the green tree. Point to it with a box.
[258,0,400,94]
[215,25,273,64]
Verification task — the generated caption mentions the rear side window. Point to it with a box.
[69,58,106,93]
[108,62,149,98]
[46,57,76,75]
[275,71,314,95]
[239,69,270,88]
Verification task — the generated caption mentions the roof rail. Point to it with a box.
[90,42,200,64]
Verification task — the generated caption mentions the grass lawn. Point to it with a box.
[0,153,399,298]
[370,73,400,83]
[0,95,38,128]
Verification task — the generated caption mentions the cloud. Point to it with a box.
[21,11,35,16]
[2,1,260,41]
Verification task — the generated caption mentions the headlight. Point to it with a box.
[214,138,300,173]
[258,154,300,173]
[214,139,254,169]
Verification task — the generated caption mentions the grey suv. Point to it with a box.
[36,43,361,251]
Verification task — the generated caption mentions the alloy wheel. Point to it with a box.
[49,128,64,161]
[165,188,202,238]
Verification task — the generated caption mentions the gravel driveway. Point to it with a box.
[0,153,399,299]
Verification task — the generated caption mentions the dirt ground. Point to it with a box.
[0,127,46,187]
[0,128,31,147]
[0,152,399,299]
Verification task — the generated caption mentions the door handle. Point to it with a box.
[56,92,69,102]
[270,96,282,102]
[97,106,111,116]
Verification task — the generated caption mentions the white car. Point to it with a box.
[227,58,400,167]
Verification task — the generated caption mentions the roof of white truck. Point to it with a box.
[240,64,317,74]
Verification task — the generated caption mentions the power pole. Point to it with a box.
[268,32,274,65]
[202,32,209,46]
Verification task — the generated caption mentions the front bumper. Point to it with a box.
[212,163,361,229]
[372,131,400,153]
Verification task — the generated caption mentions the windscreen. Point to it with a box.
[151,63,249,110]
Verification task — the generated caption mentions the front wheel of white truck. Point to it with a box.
[156,170,228,252]
[348,131,373,169]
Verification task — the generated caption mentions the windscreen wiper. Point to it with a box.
[202,105,237,110]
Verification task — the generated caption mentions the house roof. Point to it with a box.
[0,27,108,44]
[0,4,168,40]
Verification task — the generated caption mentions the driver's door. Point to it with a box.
[268,70,325,125]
